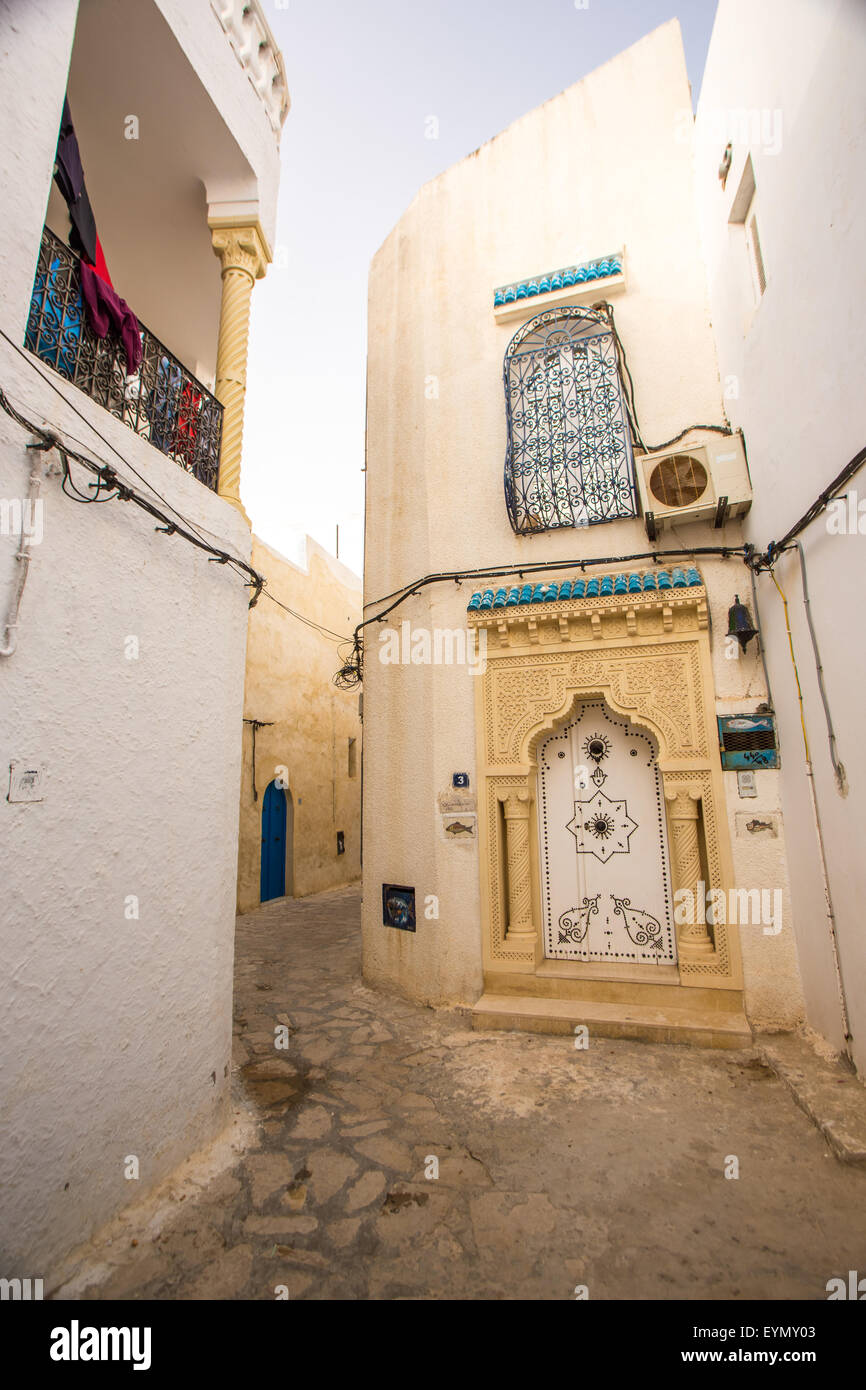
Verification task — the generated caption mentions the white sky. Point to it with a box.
[242,0,719,580]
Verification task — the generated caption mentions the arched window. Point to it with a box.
[503,306,637,534]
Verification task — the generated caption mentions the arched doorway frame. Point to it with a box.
[470,575,743,997]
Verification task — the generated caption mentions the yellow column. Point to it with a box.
[209,222,270,520]
[664,784,715,957]
[501,791,536,943]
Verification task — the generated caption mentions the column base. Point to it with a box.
[679,937,717,959]
[218,492,252,527]
[504,929,537,947]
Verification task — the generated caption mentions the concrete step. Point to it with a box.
[471,991,752,1049]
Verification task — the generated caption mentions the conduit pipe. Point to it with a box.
[0,442,44,657]
[769,568,852,1053]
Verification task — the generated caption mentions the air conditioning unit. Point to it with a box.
[635,433,752,539]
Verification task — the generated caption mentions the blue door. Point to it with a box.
[260,780,287,902]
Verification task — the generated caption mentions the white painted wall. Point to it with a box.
[363,20,804,1024]
[695,0,866,1069]
[0,0,275,1275]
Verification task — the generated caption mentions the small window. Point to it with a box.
[348,737,357,779]
[729,155,766,303]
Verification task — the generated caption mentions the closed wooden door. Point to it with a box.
[260,780,287,902]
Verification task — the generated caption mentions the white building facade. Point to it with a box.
[695,0,866,1072]
[0,0,285,1275]
[362,21,806,1048]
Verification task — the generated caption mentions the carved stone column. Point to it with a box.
[501,791,536,943]
[664,784,714,956]
[209,222,270,519]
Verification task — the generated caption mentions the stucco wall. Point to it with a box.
[236,536,362,911]
[363,19,804,1024]
[695,0,866,1067]
[0,0,261,1275]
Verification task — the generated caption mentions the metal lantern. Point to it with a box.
[727,594,758,651]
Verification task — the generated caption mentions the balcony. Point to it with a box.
[25,227,222,493]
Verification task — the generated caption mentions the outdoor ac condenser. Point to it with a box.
[635,432,752,539]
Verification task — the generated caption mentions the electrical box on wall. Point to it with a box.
[8,761,47,802]
[718,714,779,770]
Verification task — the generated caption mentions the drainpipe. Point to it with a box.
[0,444,44,657]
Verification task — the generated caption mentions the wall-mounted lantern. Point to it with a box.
[727,594,758,652]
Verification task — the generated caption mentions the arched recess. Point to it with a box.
[469,574,742,998]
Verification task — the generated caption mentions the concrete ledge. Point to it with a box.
[755,1033,866,1165]
[471,992,752,1049]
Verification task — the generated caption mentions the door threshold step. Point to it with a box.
[471,992,752,1049]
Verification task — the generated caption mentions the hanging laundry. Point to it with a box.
[79,259,143,374]
[53,98,97,265]
[52,97,142,373]
[147,356,201,467]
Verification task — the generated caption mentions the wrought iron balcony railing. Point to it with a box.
[25,227,222,492]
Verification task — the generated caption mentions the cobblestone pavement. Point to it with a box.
[66,884,866,1300]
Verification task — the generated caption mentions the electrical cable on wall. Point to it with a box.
[333,541,751,690]
[0,378,357,649]
[0,385,267,605]
[591,299,735,456]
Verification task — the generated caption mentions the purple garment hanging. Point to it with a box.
[79,261,143,373]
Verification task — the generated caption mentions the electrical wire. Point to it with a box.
[0,325,259,592]
[757,442,866,567]
[0,360,355,643]
[0,384,266,604]
[336,542,751,690]
[259,586,352,644]
[769,565,852,1048]
[746,554,775,713]
[795,541,846,794]
[590,299,734,456]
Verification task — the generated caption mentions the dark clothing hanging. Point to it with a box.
[52,98,142,373]
[54,99,97,265]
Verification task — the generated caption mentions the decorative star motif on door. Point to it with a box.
[566,790,638,863]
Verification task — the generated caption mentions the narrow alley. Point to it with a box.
[55,886,866,1302]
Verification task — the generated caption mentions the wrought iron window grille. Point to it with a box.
[25,226,223,493]
[503,305,638,535]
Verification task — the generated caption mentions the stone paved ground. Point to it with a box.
[64,884,866,1300]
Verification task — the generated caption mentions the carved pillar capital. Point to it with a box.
[664,784,701,816]
[210,224,270,283]
[501,790,531,821]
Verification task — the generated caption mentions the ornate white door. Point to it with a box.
[537,700,677,964]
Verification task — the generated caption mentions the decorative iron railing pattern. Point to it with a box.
[503,306,637,534]
[25,227,222,492]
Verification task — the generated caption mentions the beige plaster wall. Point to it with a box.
[237,536,362,911]
[363,19,804,1027]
